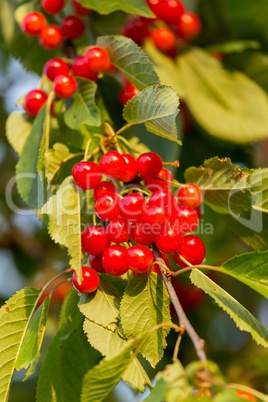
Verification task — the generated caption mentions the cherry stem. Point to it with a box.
[83,138,92,161]
[171,264,220,277]
[227,384,268,402]
[114,123,131,137]
[151,260,171,275]
[163,160,180,168]
[151,243,207,363]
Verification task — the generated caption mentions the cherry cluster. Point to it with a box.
[71,150,206,294]
[121,0,202,54]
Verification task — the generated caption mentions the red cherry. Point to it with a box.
[121,154,138,182]
[95,194,120,220]
[148,188,177,216]
[99,150,127,181]
[106,217,130,243]
[72,266,99,293]
[236,391,257,401]
[172,234,206,267]
[88,255,106,273]
[137,152,162,180]
[72,161,102,190]
[44,58,70,82]
[53,74,77,99]
[24,89,48,117]
[177,183,202,208]
[40,25,63,49]
[171,205,199,234]
[85,46,110,73]
[130,221,157,245]
[41,0,64,14]
[72,56,98,81]
[21,12,46,36]
[93,180,118,201]
[145,167,174,191]
[61,15,85,40]
[126,245,154,273]
[119,193,146,221]
[72,0,92,15]
[102,245,129,276]
[81,225,110,255]
[177,12,202,40]
[120,17,150,45]
[151,27,176,51]
[152,251,170,275]
[147,0,184,24]
[120,83,140,105]
[155,224,183,253]
[142,204,168,226]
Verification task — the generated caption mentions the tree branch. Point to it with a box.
[151,243,207,363]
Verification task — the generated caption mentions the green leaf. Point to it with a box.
[123,85,180,143]
[0,287,40,402]
[81,334,147,402]
[97,35,160,90]
[5,112,32,155]
[41,176,82,281]
[79,276,121,330]
[79,0,154,17]
[184,157,251,215]
[142,378,167,402]
[120,273,171,367]
[0,0,15,46]
[83,320,151,391]
[177,47,268,144]
[45,143,72,183]
[16,106,47,209]
[15,297,50,379]
[217,251,268,298]
[207,40,261,54]
[36,290,101,402]
[250,168,268,213]
[64,80,101,130]
[190,269,268,347]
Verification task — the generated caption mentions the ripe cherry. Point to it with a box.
[21,12,46,36]
[121,154,138,182]
[147,0,184,24]
[72,0,92,15]
[72,56,98,81]
[142,204,168,226]
[151,27,176,51]
[24,89,48,117]
[88,255,106,273]
[53,74,77,98]
[171,205,199,234]
[236,390,256,401]
[95,194,120,220]
[106,217,130,243]
[61,15,85,40]
[41,0,64,14]
[120,17,150,45]
[172,234,206,267]
[126,245,154,273]
[72,266,99,293]
[177,12,202,40]
[40,25,63,49]
[85,46,110,73]
[130,221,157,245]
[137,152,162,180]
[81,225,110,255]
[99,150,127,181]
[148,188,177,216]
[156,224,183,253]
[177,183,202,208]
[93,180,118,201]
[44,58,70,81]
[145,167,174,191]
[119,193,146,221]
[72,161,102,190]
[120,84,140,105]
[102,245,129,276]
